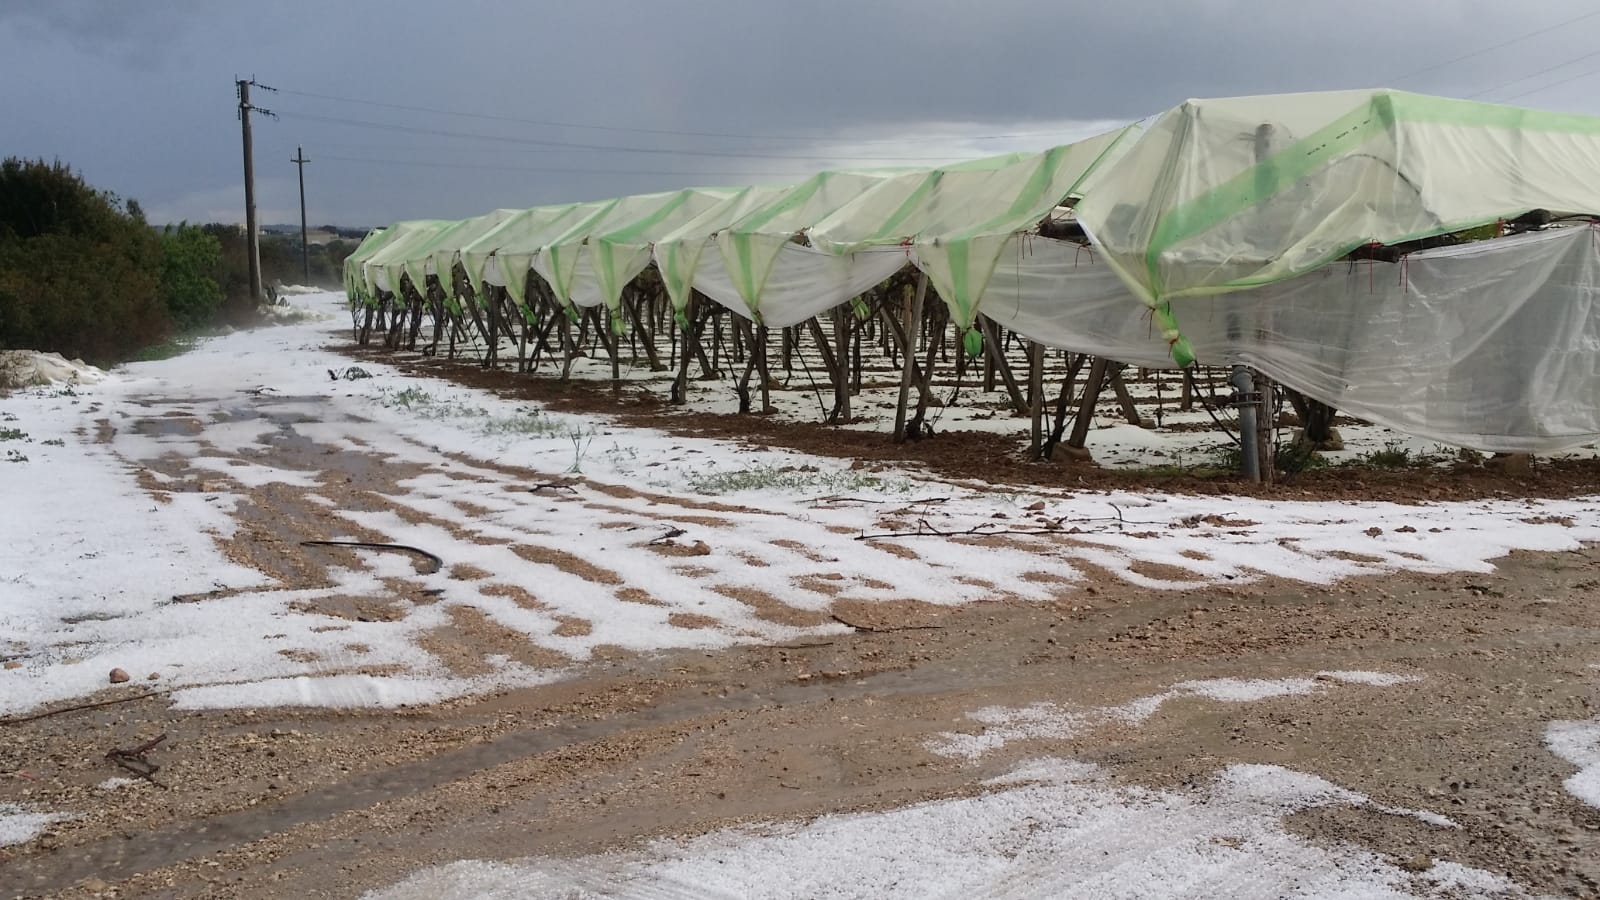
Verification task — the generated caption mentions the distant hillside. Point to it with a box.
[263,224,371,241]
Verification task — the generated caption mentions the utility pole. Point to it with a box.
[236,77,276,303]
[292,146,310,284]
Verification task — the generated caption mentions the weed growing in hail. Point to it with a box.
[374,387,567,438]
[686,464,914,496]
[1348,440,1447,469]
[565,427,597,474]
[0,428,28,442]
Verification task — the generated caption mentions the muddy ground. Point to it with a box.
[3,349,1599,899]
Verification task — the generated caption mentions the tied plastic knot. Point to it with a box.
[563,303,581,323]
[674,309,690,332]
[1169,335,1196,368]
[851,297,871,321]
[962,326,984,357]
[609,313,625,337]
[1153,303,1195,367]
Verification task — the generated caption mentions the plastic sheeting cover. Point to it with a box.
[1076,89,1600,307]
[978,226,1600,453]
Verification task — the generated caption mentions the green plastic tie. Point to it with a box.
[962,326,983,357]
[1153,302,1196,367]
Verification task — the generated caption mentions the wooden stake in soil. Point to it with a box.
[1028,340,1045,459]
[894,273,928,442]
[834,304,851,423]
[1067,356,1111,453]
[979,316,1029,415]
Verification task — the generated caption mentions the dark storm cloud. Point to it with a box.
[5,0,1600,226]
[0,1,221,69]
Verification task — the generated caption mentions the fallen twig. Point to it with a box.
[0,691,166,727]
[106,733,168,789]
[830,613,943,634]
[854,511,1155,541]
[812,495,949,506]
[649,527,687,545]
[299,540,443,575]
[528,480,578,493]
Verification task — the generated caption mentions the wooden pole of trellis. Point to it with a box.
[1067,356,1111,453]
[893,273,928,442]
[1028,340,1045,459]
[834,304,850,422]
[979,316,1029,415]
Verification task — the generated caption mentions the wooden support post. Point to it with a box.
[733,317,760,414]
[1109,368,1142,426]
[632,292,665,372]
[979,316,1029,415]
[852,303,863,394]
[1029,340,1045,460]
[671,295,708,404]
[1255,370,1276,485]
[1066,356,1111,451]
[515,297,531,373]
[1043,353,1089,458]
[484,286,500,369]
[833,305,850,422]
[893,273,928,442]
[756,324,772,413]
[602,309,621,389]
[558,308,577,382]
[910,301,945,431]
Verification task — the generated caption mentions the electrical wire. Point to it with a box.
[275,110,965,162]
[1497,62,1600,102]
[1386,7,1600,85]
[1464,47,1600,99]
[314,152,819,181]
[272,86,1105,146]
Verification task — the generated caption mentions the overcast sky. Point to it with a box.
[6,0,1600,229]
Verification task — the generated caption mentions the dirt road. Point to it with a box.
[3,340,1599,898]
[6,536,1600,896]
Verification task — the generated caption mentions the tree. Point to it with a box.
[0,158,168,363]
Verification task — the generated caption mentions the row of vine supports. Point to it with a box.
[351,259,1307,485]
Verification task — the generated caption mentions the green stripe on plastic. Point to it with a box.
[1146,98,1392,294]
[732,175,826,234]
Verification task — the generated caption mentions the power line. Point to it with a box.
[1387,7,1600,85]
[314,153,833,180]
[273,85,1099,146]
[1499,62,1600,102]
[1465,46,1600,99]
[275,109,968,162]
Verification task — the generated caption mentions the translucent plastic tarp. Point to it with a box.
[361,220,454,295]
[413,209,521,290]
[343,226,399,300]
[534,188,735,318]
[462,203,591,301]
[809,128,1136,330]
[710,170,907,318]
[653,185,793,320]
[974,226,1600,452]
[1076,89,1600,309]
[693,243,907,329]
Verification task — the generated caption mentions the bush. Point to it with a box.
[159,223,224,329]
[0,158,169,363]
